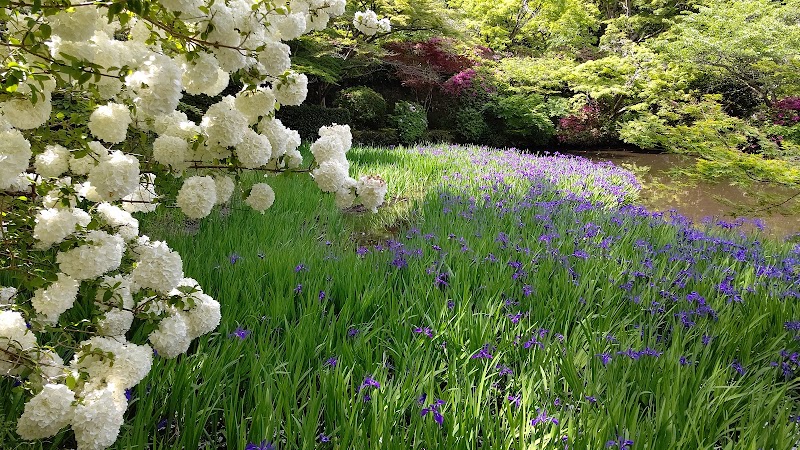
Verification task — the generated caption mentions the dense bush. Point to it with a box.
[352,128,401,146]
[334,86,387,128]
[491,94,557,146]
[422,129,456,143]
[455,107,489,143]
[383,38,476,96]
[390,101,428,144]
[557,102,615,147]
[276,105,352,141]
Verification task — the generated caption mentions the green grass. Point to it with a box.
[3,144,799,449]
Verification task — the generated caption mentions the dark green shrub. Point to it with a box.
[352,128,400,147]
[276,105,351,141]
[334,86,387,128]
[491,93,556,146]
[455,107,489,143]
[422,129,455,143]
[390,101,428,145]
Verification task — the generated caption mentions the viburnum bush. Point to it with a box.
[0,1,387,448]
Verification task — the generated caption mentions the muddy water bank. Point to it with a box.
[566,149,800,239]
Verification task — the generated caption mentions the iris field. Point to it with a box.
[5,144,800,449]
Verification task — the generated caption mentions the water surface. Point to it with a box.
[567,149,800,239]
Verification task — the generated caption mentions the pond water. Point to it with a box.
[567,149,800,239]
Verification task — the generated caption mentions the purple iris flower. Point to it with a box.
[245,441,275,450]
[421,399,445,426]
[230,327,251,340]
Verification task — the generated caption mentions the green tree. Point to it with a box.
[654,0,800,105]
[447,0,600,53]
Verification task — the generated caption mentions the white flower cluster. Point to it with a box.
[354,10,391,36]
[245,183,275,213]
[309,125,388,211]
[0,1,384,448]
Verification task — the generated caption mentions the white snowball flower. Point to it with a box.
[126,53,183,117]
[319,123,352,151]
[15,384,75,440]
[97,203,139,241]
[31,349,66,387]
[357,175,388,212]
[88,103,132,144]
[72,385,127,450]
[33,207,91,249]
[0,286,17,305]
[159,0,203,16]
[95,274,134,310]
[203,69,230,97]
[4,173,33,193]
[214,175,235,205]
[132,240,183,295]
[324,0,346,16]
[377,18,391,33]
[274,72,308,106]
[245,183,275,213]
[153,111,200,140]
[0,310,37,375]
[0,129,32,190]
[121,173,159,213]
[176,176,217,219]
[312,160,349,193]
[235,129,272,169]
[41,177,79,209]
[0,93,52,130]
[30,273,80,325]
[354,9,390,36]
[148,312,191,358]
[87,151,140,201]
[310,134,348,166]
[97,309,134,337]
[56,230,124,281]
[202,96,249,147]
[275,13,307,40]
[259,118,300,160]
[257,41,291,77]
[73,337,152,389]
[194,141,232,162]
[184,292,221,339]
[34,145,70,179]
[50,6,99,41]
[69,141,109,176]
[235,88,276,125]
[335,177,358,209]
[152,135,191,173]
[182,52,222,96]
[306,10,330,31]
[286,148,303,169]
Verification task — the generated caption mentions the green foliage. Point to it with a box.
[447,0,600,53]
[276,105,352,142]
[490,94,558,145]
[421,129,455,143]
[455,107,489,143]
[653,0,800,103]
[390,101,428,144]
[352,128,401,147]
[490,56,576,95]
[334,86,387,129]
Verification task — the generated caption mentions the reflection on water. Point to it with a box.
[567,150,800,239]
